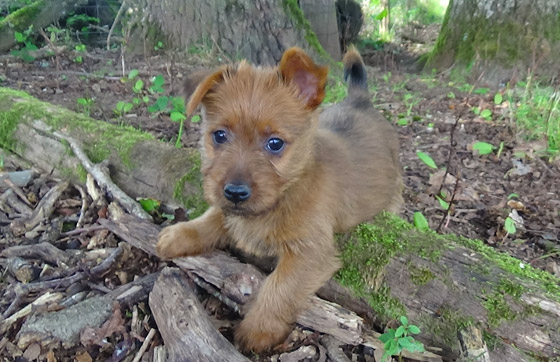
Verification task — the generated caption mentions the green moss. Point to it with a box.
[419,307,473,348]
[482,330,502,351]
[452,234,560,299]
[335,212,445,321]
[483,292,518,327]
[282,0,330,62]
[0,87,154,173]
[173,150,208,218]
[408,263,435,286]
[0,0,43,30]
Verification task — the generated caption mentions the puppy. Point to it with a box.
[156,46,402,352]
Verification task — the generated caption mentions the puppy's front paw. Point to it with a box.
[156,222,203,259]
[235,311,292,353]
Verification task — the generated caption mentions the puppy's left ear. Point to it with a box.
[279,47,329,110]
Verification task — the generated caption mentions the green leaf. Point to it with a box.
[473,141,494,155]
[494,93,503,105]
[472,107,481,115]
[400,316,408,326]
[128,69,139,79]
[170,111,186,122]
[376,8,388,20]
[398,336,416,350]
[379,329,395,343]
[395,325,405,338]
[77,98,87,106]
[148,96,169,113]
[170,96,185,112]
[504,217,516,234]
[413,212,429,231]
[116,101,125,111]
[14,32,24,42]
[416,151,437,169]
[447,91,455,99]
[123,102,133,113]
[138,198,160,213]
[397,118,408,126]
[133,79,144,93]
[480,109,492,119]
[473,87,490,94]
[436,195,449,210]
[408,325,421,334]
[507,193,519,200]
[191,114,201,123]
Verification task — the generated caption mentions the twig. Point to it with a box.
[3,178,33,207]
[74,183,89,229]
[132,328,156,362]
[107,0,127,51]
[31,121,151,220]
[186,271,240,314]
[61,224,107,237]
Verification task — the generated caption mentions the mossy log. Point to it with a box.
[0,0,89,53]
[0,87,206,215]
[1,88,560,361]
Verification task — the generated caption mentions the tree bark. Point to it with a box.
[427,0,560,84]
[129,0,337,65]
[0,0,89,53]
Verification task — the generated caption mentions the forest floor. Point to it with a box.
[1,25,559,361]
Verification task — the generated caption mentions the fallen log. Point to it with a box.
[2,88,560,361]
[0,87,207,217]
[0,0,89,53]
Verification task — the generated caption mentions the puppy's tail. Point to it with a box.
[342,45,368,92]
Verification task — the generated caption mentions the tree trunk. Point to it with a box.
[426,0,560,84]
[129,0,338,65]
[0,0,89,53]
[299,0,341,60]
[380,0,390,37]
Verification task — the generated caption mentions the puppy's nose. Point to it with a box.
[223,183,251,203]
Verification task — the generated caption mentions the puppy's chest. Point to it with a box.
[224,216,286,257]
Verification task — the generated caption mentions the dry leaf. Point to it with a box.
[80,304,126,347]
[75,351,93,362]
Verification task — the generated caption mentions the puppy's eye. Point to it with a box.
[265,137,285,154]
[213,130,228,144]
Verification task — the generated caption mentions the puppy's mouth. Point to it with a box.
[222,204,254,217]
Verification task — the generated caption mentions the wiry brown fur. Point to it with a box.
[156,47,402,352]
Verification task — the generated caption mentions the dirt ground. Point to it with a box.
[1,30,559,361]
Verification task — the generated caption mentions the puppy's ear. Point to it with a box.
[279,47,328,110]
[185,67,228,116]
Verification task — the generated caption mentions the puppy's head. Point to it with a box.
[185,48,328,216]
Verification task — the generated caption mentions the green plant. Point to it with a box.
[154,41,164,52]
[379,316,425,361]
[76,97,94,117]
[73,43,86,63]
[114,101,133,117]
[66,13,99,39]
[11,25,37,62]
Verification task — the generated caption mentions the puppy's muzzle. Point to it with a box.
[223,182,251,204]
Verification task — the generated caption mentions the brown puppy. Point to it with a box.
[156,46,402,352]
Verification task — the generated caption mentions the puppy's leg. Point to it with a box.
[156,206,227,259]
[235,235,340,352]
